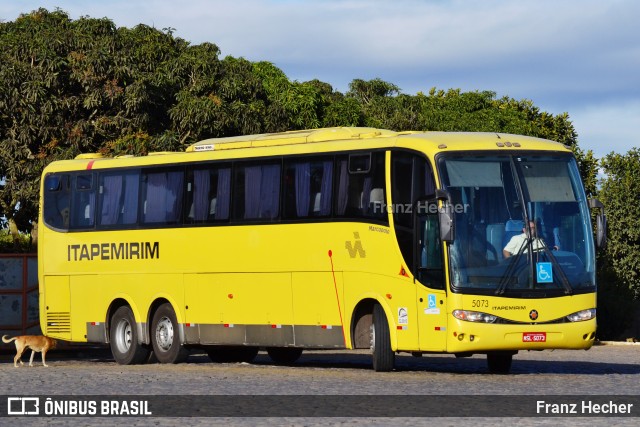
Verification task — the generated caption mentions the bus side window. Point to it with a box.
[335,152,387,223]
[98,171,140,226]
[70,174,95,229]
[43,174,70,230]
[233,163,281,221]
[391,151,437,273]
[418,209,445,289]
[391,153,414,269]
[284,158,333,219]
[142,169,184,225]
[187,165,231,223]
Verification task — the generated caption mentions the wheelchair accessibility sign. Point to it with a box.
[536,262,553,283]
[424,294,440,315]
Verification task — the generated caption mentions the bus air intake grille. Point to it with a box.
[47,312,71,333]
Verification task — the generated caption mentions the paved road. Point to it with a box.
[1,343,639,426]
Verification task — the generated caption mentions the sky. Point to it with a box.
[2,0,639,159]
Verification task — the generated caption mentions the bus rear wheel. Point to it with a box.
[371,303,395,372]
[206,346,259,363]
[110,306,150,365]
[267,347,303,365]
[150,303,189,364]
[487,352,514,374]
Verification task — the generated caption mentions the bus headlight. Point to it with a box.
[566,308,596,322]
[453,310,497,323]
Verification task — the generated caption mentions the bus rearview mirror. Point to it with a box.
[439,208,454,243]
[588,198,607,250]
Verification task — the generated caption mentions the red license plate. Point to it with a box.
[523,332,546,342]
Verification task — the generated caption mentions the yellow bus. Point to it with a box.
[38,127,605,373]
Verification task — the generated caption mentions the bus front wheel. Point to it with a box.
[110,306,150,365]
[371,303,395,372]
[150,303,190,364]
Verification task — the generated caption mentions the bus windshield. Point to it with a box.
[437,153,595,297]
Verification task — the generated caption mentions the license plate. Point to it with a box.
[523,332,546,342]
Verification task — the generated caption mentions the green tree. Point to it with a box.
[0,9,75,246]
[166,50,265,145]
[322,96,364,127]
[596,149,640,338]
[0,9,193,246]
[0,9,232,246]
[346,78,401,129]
[253,61,333,132]
[599,149,640,298]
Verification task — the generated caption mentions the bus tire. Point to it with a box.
[150,303,189,364]
[267,347,303,365]
[206,346,259,363]
[487,352,513,374]
[110,306,150,365]
[371,303,395,372]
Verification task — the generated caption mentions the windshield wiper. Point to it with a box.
[495,237,529,295]
[496,237,573,295]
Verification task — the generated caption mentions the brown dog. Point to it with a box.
[2,335,57,367]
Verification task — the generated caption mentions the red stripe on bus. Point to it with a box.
[328,249,346,346]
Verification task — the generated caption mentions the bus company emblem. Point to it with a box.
[67,241,160,261]
[345,232,366,258]
[529,310,539,321]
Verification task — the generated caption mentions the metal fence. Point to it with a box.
[0,254,41,338]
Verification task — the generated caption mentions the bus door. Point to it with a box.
[390,151,447,352]
[415,206,447,352]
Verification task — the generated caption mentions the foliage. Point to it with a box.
[596,262,638,340]
[592,148,640,339]
[253,62,339,132]
[0,9,190,242]
[573,146,599,197]
[0,228,32,253]
[598,149,640,299]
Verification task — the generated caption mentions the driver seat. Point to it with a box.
[502,219,524,249]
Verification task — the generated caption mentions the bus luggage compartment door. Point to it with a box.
[42,275,72,340]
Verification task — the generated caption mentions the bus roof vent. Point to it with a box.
[186,127,400,152]
[75,153,104,160]
[147,151,176,156]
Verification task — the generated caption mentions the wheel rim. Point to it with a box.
[115,318,132,354]
[155,316,174,352]
[370,323,376,351]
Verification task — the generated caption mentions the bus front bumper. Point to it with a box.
[446,318,597,353]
